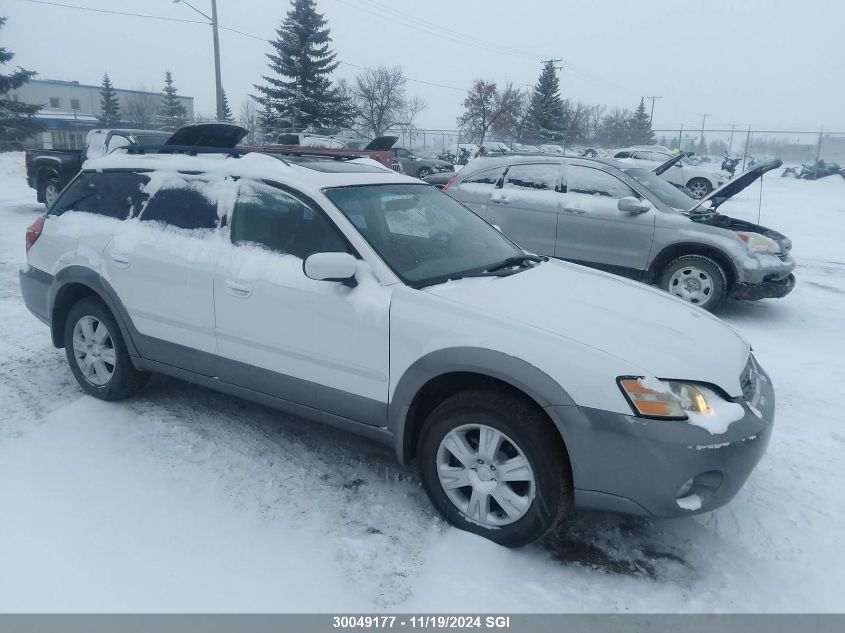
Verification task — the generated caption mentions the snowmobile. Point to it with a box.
[721,153,741,176]
[781,160,845,180]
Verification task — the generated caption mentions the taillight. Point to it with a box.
[442,171,460,192]
[25,216,45,253]
[25,151,33,168]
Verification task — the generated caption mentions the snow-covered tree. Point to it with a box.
[160,71,187,124]
[526,60,564,136]
[98,73,121,127]
[629,97,654,145]
[0,16,42,145]
[221,89,234,122]
[253,0,350,129]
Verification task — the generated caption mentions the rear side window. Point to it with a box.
[140,184,219,230]
[503,163,560,191]
[230,182,348,260]
[567,166,637,199]
[50,171,149,219]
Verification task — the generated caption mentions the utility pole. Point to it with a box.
[646,96,662,126]
[728,123,737,154]
[742,124,752,170]
[540,58,565,72]
[816,124,824,161]
[697,113,709,150]
[174,0,224,121]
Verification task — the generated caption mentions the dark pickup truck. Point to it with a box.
[25,128,172,207]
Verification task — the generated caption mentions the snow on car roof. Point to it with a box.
[82,149,420,199]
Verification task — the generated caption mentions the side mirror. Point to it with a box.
[617,197,652,214]
[303,252,358,287]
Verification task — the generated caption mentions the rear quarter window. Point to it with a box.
[49,171,149,220]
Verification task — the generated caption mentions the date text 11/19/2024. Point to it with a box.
[332,615,512,629]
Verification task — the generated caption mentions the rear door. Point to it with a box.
[102,175,224,373]
[487,162,561,255]
[555,163,655,271]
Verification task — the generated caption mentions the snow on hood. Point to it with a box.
[425,259,750,397]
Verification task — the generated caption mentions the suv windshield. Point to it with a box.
[324,184,524,287]
[623,167,697,211]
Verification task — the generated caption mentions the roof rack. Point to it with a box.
[243,144,372,162]
[123,145,252,157]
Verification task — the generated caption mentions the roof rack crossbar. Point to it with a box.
[255,149,358,162]
[122,144,253,157]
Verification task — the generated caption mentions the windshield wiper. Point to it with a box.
[484,254,545,273]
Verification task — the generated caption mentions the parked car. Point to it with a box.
[446,154,794,309]
[20,124,774,547]
[25,128,173,207]
[422,170,458,189]
[391,146,454,178]
[481,141,513,155]
[611,147,730,198]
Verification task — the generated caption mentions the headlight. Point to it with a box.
[736,231,780,254]
[618,377,712,420]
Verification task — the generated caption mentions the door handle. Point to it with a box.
[225,280,253,298]
[110,252,130,267]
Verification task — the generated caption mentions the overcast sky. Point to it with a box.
[3,0,844,135]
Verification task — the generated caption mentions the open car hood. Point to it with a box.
[164,123,247,149]
[364,135,398,151]
[687,158,783,213]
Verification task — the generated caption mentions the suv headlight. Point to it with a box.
[618,377,712,420]
[736,231,780,254]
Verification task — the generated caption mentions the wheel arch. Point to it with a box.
[49,267,139,358]
[649,242,737,291]
[389,347,576,465]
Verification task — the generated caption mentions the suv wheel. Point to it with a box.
[418,389,572,547]
[417,166,433,178]
[659,254,727,310]
[64,297,149,400]
[40,177,61,208]
[686,177,712,199]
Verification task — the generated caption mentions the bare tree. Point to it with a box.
[239,98,260,144]
[458,79,524,145]
[352,66,407,137]
[124,88,159,129]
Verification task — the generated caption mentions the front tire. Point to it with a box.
[686,177,712,199]
[39,177,61,209]
[417,166,433,179]
[64,297,149,400]
[418,389,572,547]
[659,254,727,310]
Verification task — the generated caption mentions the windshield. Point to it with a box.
[324,184,523,287]
[623,168,697,211]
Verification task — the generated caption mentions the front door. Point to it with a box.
[213,181,391,425]
[555,164,655,272]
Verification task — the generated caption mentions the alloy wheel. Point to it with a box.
[72,315,117,386]
[436,423,536,527]
[669,266,714,305]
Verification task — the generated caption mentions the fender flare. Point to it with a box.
[388,347,576,463]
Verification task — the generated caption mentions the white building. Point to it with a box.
[5,79,194,149]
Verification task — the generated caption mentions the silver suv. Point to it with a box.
[446,155,795,310]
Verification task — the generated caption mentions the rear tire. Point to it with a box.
[39,177,61,209]
[418,389,572,547]
[64,297,149,400]
[659,254,727,310]
[686,177,712,199]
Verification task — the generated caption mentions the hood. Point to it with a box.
[692,214,792,254]
[687,158,783,213]
[165,123,247,148]
[425,260,749,397]
[364,135,398,151]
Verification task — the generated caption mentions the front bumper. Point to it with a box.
[732,273,796,300]
[546,364,775,518]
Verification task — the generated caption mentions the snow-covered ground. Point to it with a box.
[1,152,843,612]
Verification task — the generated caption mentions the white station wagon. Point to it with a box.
[20,126,774,547]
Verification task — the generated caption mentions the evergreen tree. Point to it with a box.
[526,60,564,136]
[221,89,234,122]
[160,71,187,124]
[0,17,43,145]
[629,97,654,145]
[253,0,349,129]
[98,73,121,127]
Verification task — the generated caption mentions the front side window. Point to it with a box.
[503,163,560,191]
[457,166,505,187]
[566,165,637,199]
[325,184,522,287]
[50,171,149,219]
[139,182,219,230]
[394,148,412,158]
[614,151,632,159]
[230,182,348,259]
